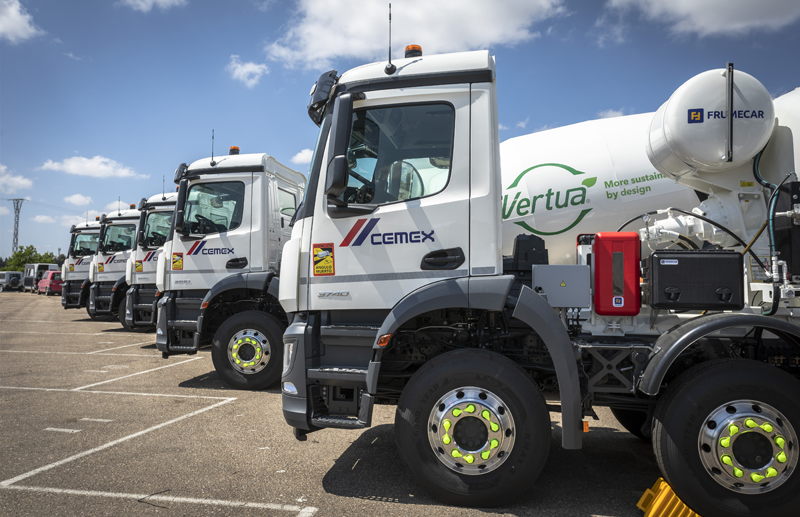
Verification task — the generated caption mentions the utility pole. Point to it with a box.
[8,198,26,253]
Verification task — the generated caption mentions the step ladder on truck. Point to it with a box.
[123,192,177,331]
[278,47,800,517]
[155,146,305,390]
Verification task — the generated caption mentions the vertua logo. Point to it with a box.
[502,163,597,236]
[340,218,435,247]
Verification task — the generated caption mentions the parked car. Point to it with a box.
[37,271,64,296]
[23,263,58,293]
[0,272,23,292]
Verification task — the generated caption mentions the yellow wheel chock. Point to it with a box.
[637,478,699,517]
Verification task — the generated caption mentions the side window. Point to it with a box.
[183,182,245,235]
[278,188,296,218]
[102,225,136,252]
[143,211,173,247]
[337,103,454,206]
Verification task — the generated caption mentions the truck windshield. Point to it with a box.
[336,103,454,206]
[184,182,245,235]
[142,211,173,248]
[70,232,99,257]
[102,224,136,252]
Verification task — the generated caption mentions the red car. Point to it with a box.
[37,271,64,296]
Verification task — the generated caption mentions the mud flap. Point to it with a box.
[512,285,583,449]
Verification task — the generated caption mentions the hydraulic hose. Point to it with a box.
[760,173,794,316]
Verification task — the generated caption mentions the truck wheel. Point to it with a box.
[86,306,99,320]
[211,311,284,390]
[118,298,133,331]
[652,359,800,517]
[394,348,550,507]
[610,407,651,442]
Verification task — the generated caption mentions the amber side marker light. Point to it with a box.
[201,301,209,309]
[377,334,392,346]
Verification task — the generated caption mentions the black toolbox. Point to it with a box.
[649,250,744,310]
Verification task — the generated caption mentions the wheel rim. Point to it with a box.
[227,329,271,375]
[427,386,516,476]
[698,399,797,494]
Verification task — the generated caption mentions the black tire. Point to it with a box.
[652,359,800,517]
[394,348,551,507]
[211,311,284,390]
[610,407,651,442]
[118,297,133,331]
[86,306,99,320]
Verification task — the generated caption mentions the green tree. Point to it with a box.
[2,245,57,272]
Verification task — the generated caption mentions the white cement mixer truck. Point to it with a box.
[61,218,101,316]
[278,48,800,517]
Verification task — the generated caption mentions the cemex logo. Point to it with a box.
[187,241,235,255]
[143,251,158,262]
[339,218,435,247]
[105,255,126,264]
[75,258,87,265]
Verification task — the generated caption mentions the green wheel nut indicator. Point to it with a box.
[452,408,462,417]
[481,410,491,421]
[443,419,451,431]
[720,436,731,448]
[465,404,475,413]
[721,455,733,466]
[490,422,500,432]
[777,451,787,463]
[733,467,744,478]
[451,449,462,458]
[729,424,739,436]
[745,418,757,429]
[766,467,778,478]
[442,434,451,445]
[760,423,773,433]
[775,436,785,449]
[481,451,490,460]
[490,439,499,449]
[750,472,765,483]
[464,455,474,464]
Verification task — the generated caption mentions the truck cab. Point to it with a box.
[279,49,800,514]
[88,205,140,323]
[155,147,304,389]
[123,192,177,330]
[61,219,101,312]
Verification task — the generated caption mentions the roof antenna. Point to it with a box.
[162,175,166,201]
[117,196,121,215]
[384,4,396,75]
[210,129,216,166]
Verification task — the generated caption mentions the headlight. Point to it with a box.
[282,339,296,376]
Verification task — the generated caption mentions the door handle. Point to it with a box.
[226,257,248,269]
[421,248,465,271]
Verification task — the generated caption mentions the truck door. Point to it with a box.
[169,175,252,290]
[307,89,471,311]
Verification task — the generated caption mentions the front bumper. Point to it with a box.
[155,291,206,357]
[88,281,115,315]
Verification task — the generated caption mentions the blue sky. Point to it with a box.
[1,0,799,257]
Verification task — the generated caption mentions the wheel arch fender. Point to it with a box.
[638,313,800,397]
[511,286,583,450]
[112,275,129,307]
[198,271,276,335]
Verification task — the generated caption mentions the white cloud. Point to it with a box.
[0,163,33,194]
[516,117,530,129]
[63,193,93,206]
[60,211,101,228]
[0,0,45,44]
[39,155,148,179]
[0,206,10,216]
[533,124,553,133]
[226,55,269,88]
[252,0,275,11]
[290,149,313,165]
[104,201,131,212]
[118,0,187,13]
[598,108,624,118]
[64,52,83,61]
[594,13,627,47]
[266,0,566,69]
[32,215,55,224]
[499,123,509,130]
[606,0,800,37]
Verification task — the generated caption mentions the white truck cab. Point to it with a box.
[155,147,305,390]
[61,219,101,314]
[123,192,177,330]
[279,48,800,514]
[88,205,140,323]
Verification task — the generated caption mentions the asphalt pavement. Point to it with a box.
[0,291,660,516]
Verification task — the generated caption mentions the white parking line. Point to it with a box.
[0,331,104,336]
[72,357,203,391]
[80,418,113,423]
[0,486,317,515]
[0,350,153,357]
[0,398,235,488]
[44,428,81,434]
[0,386,231,400]
[89,341,152,354]
[84,370,109,373]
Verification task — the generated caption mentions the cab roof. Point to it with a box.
[71,221,101,232]
[145,191,178,205]
[185,152,305,187]
[338,50,495,90]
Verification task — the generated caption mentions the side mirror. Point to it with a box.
[324,93,354,197]
[307,70,338,126]
[173,178,188,234]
